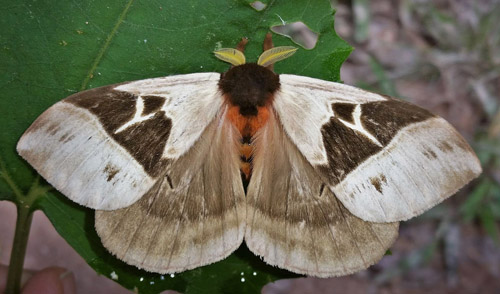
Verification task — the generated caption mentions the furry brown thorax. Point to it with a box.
[218,63,280,116]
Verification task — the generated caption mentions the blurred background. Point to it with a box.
[1,0,499,293]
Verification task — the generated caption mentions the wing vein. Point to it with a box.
[249,167,264,240]
[305,197,320,273]
[334,197,368,267]
[375,157,414,213]
[100,205,133,245]
[298,178,320,273]
[283,169,291,267]
[365,221,387,249]
[316,193,348,273]
[215,122,227,253]
[60,137,111,192]
[166,180,191,269]
[228,128,241,246]
[401,133,442,194]
[200,161,207,266]
[138,178,169,266]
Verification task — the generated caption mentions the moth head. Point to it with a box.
[214,43,297,115]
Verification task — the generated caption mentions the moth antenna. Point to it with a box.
[263,32,274,51]
[214,38,249,66]
[214,48,246,66]
[236,37,249,53]
[263,33,275,70]
[257,46,297,68]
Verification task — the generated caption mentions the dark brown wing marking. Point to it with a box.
[66,85,171,177]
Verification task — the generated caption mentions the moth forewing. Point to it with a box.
[16,73,222,210]
[274,75,482,223]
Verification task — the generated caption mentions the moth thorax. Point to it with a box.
[219,63,279,116]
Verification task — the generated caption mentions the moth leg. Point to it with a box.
[236,37,248,53]
[263,32,275,71]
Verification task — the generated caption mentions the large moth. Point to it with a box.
[17,34,481,277]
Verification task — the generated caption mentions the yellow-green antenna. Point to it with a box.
[214,48,246,66]
[257,46,297,67]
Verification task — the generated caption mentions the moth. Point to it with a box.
[17,34,481,277]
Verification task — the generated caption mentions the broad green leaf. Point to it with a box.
[0,0,352,293]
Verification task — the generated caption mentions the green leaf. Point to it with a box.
[460,178,490,222]
[478,205,500,245]
[0,0,352,293]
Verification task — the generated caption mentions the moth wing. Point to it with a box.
[95,108,245,273]
[274,74,482,222]
[17,73,222,210]
[245,110,399,277]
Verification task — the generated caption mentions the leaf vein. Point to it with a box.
[80,0,136,91]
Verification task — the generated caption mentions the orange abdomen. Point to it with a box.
[226,103,271,181]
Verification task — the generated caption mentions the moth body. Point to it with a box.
[219,63,280,181]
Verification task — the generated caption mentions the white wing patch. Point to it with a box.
[114,96,162,134]
[337,104,382,147]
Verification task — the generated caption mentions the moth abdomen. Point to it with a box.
[238,138,254,182]
[226,102,271,181]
